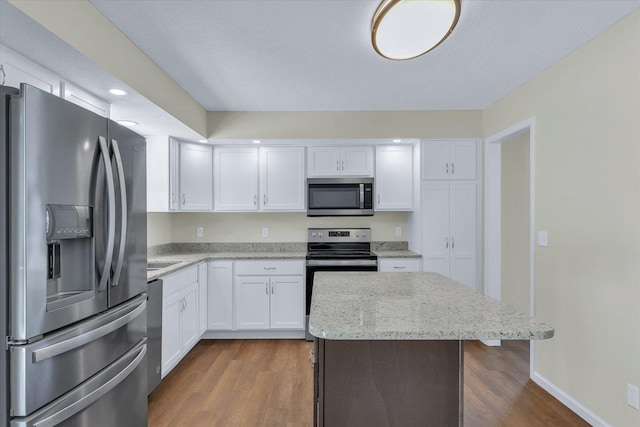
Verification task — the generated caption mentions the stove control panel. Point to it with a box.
[308,228,371,243]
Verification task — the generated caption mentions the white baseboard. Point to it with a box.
[481,339,501,347]
[201,330,305,340]
[532,371,610,427]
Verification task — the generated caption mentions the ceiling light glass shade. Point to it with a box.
[372,0,460,60]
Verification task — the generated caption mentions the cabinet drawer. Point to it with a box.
[162,265,198,296]
[378,258,422,272]
[235,260,303,276]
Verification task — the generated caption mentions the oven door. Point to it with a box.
[305,260,377,341]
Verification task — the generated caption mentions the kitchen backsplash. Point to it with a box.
[147,211,409,247]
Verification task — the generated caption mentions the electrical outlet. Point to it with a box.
[395,226,402,237]
[196,226,204,238]
[262,227,269,238]
[628,384,639,409]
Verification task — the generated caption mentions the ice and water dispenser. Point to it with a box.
[45,204,94,310]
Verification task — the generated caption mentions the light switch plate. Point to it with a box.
[262,227,269,238]
[538,231,548,247]
[395,227,402,237]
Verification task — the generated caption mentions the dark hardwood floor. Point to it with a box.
[148,339,588,427]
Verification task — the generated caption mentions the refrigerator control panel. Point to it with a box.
[46,204,93,240]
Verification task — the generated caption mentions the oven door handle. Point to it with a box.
[306,259,378,267]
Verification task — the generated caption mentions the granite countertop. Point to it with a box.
[146,242,421,282]
[308,271,554,341]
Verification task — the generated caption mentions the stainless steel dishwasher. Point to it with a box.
[147,279,163,395]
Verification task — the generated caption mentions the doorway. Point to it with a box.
[484,118,535,375]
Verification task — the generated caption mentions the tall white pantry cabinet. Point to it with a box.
[421,140,479,290]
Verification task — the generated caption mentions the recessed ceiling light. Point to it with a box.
[372,0,461,61]
[109,89,127,96]
[393,139,402,143]
[117,120,138,127]
[252,140,262,144]
[199,139,208,143]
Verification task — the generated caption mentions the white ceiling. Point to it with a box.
[89,0,640,112]
[1,0,640,138]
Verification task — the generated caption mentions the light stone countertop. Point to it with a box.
[146,251,307,282]
[308,271,554,341]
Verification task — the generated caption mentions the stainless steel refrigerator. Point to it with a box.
[0,83,148,426]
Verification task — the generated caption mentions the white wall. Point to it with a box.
[484,10,640,426]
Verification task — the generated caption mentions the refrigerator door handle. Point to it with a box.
[98,136,116,292]
[110,139,127,287]
[12,340,147,427]
[31,297,146,363]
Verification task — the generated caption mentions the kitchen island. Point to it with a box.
[308,272,554,427]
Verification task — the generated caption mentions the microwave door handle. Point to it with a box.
[110,139,127,287]
[359,184,364,209]
[97,136,116,292]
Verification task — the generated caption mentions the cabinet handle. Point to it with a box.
[452,162,455,174]
[271,285,274,294]
[263,194,267,205]
[446,237,449,248]
[182,194,186,206]
[254,194,257,206]
[336,160,340,171]
[341,160,344,171]
[451,237,455,249]
[393,266,406,269]
[263,267,276,270]
[445,162,449,174]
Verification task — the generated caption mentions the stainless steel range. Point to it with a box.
[305,228,378,340]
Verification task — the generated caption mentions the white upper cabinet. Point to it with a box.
[214,147,259,211]
[375,145,413,210]
[260,147,305,211]
[146,136,171,212]
[63,82,110,117]
[422,140,477,180]
[0,46,60,96]
[307,146,374,177]
[179,142,213,211]
[215,146,305,212]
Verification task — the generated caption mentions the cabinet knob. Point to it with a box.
[254,195,257,206]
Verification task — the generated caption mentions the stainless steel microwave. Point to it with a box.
[307,178,374,216]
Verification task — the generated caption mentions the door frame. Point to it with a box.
[483,117,536,375]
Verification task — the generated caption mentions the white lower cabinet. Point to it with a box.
[198,263,208,336]
[207,261,233,330]
[161,265,201,378]
[422,181,477,289]
[378,258,423,272]
[234,260,304,331]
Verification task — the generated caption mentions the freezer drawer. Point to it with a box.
[10,295,147,416]
[10,339,148,427]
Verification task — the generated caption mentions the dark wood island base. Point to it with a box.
[314,339,464,427]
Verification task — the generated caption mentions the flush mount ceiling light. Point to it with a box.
[109,88,127,96]
[116,120,138,127]
[371,0,460,61]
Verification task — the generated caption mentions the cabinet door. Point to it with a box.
[449,183,477,289]
[179,142,213,211]
[161,291,183,377]
[260,147,305,211]
[449,141,476,180]
[146,137,170,212]
[208,261,233,330]
[340,146,374,176]
[307,147,341,177]
[214,147,258,211]
[422,182,450,276]
[197,263,208,336]
[235,277,270,330]
[181,282,200,353]
[375,146,413,210]
[422,141,450,180]
[269,276,304,329]
[0,46,60,95]
[169,139,180,210]
[63,82,110,117]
